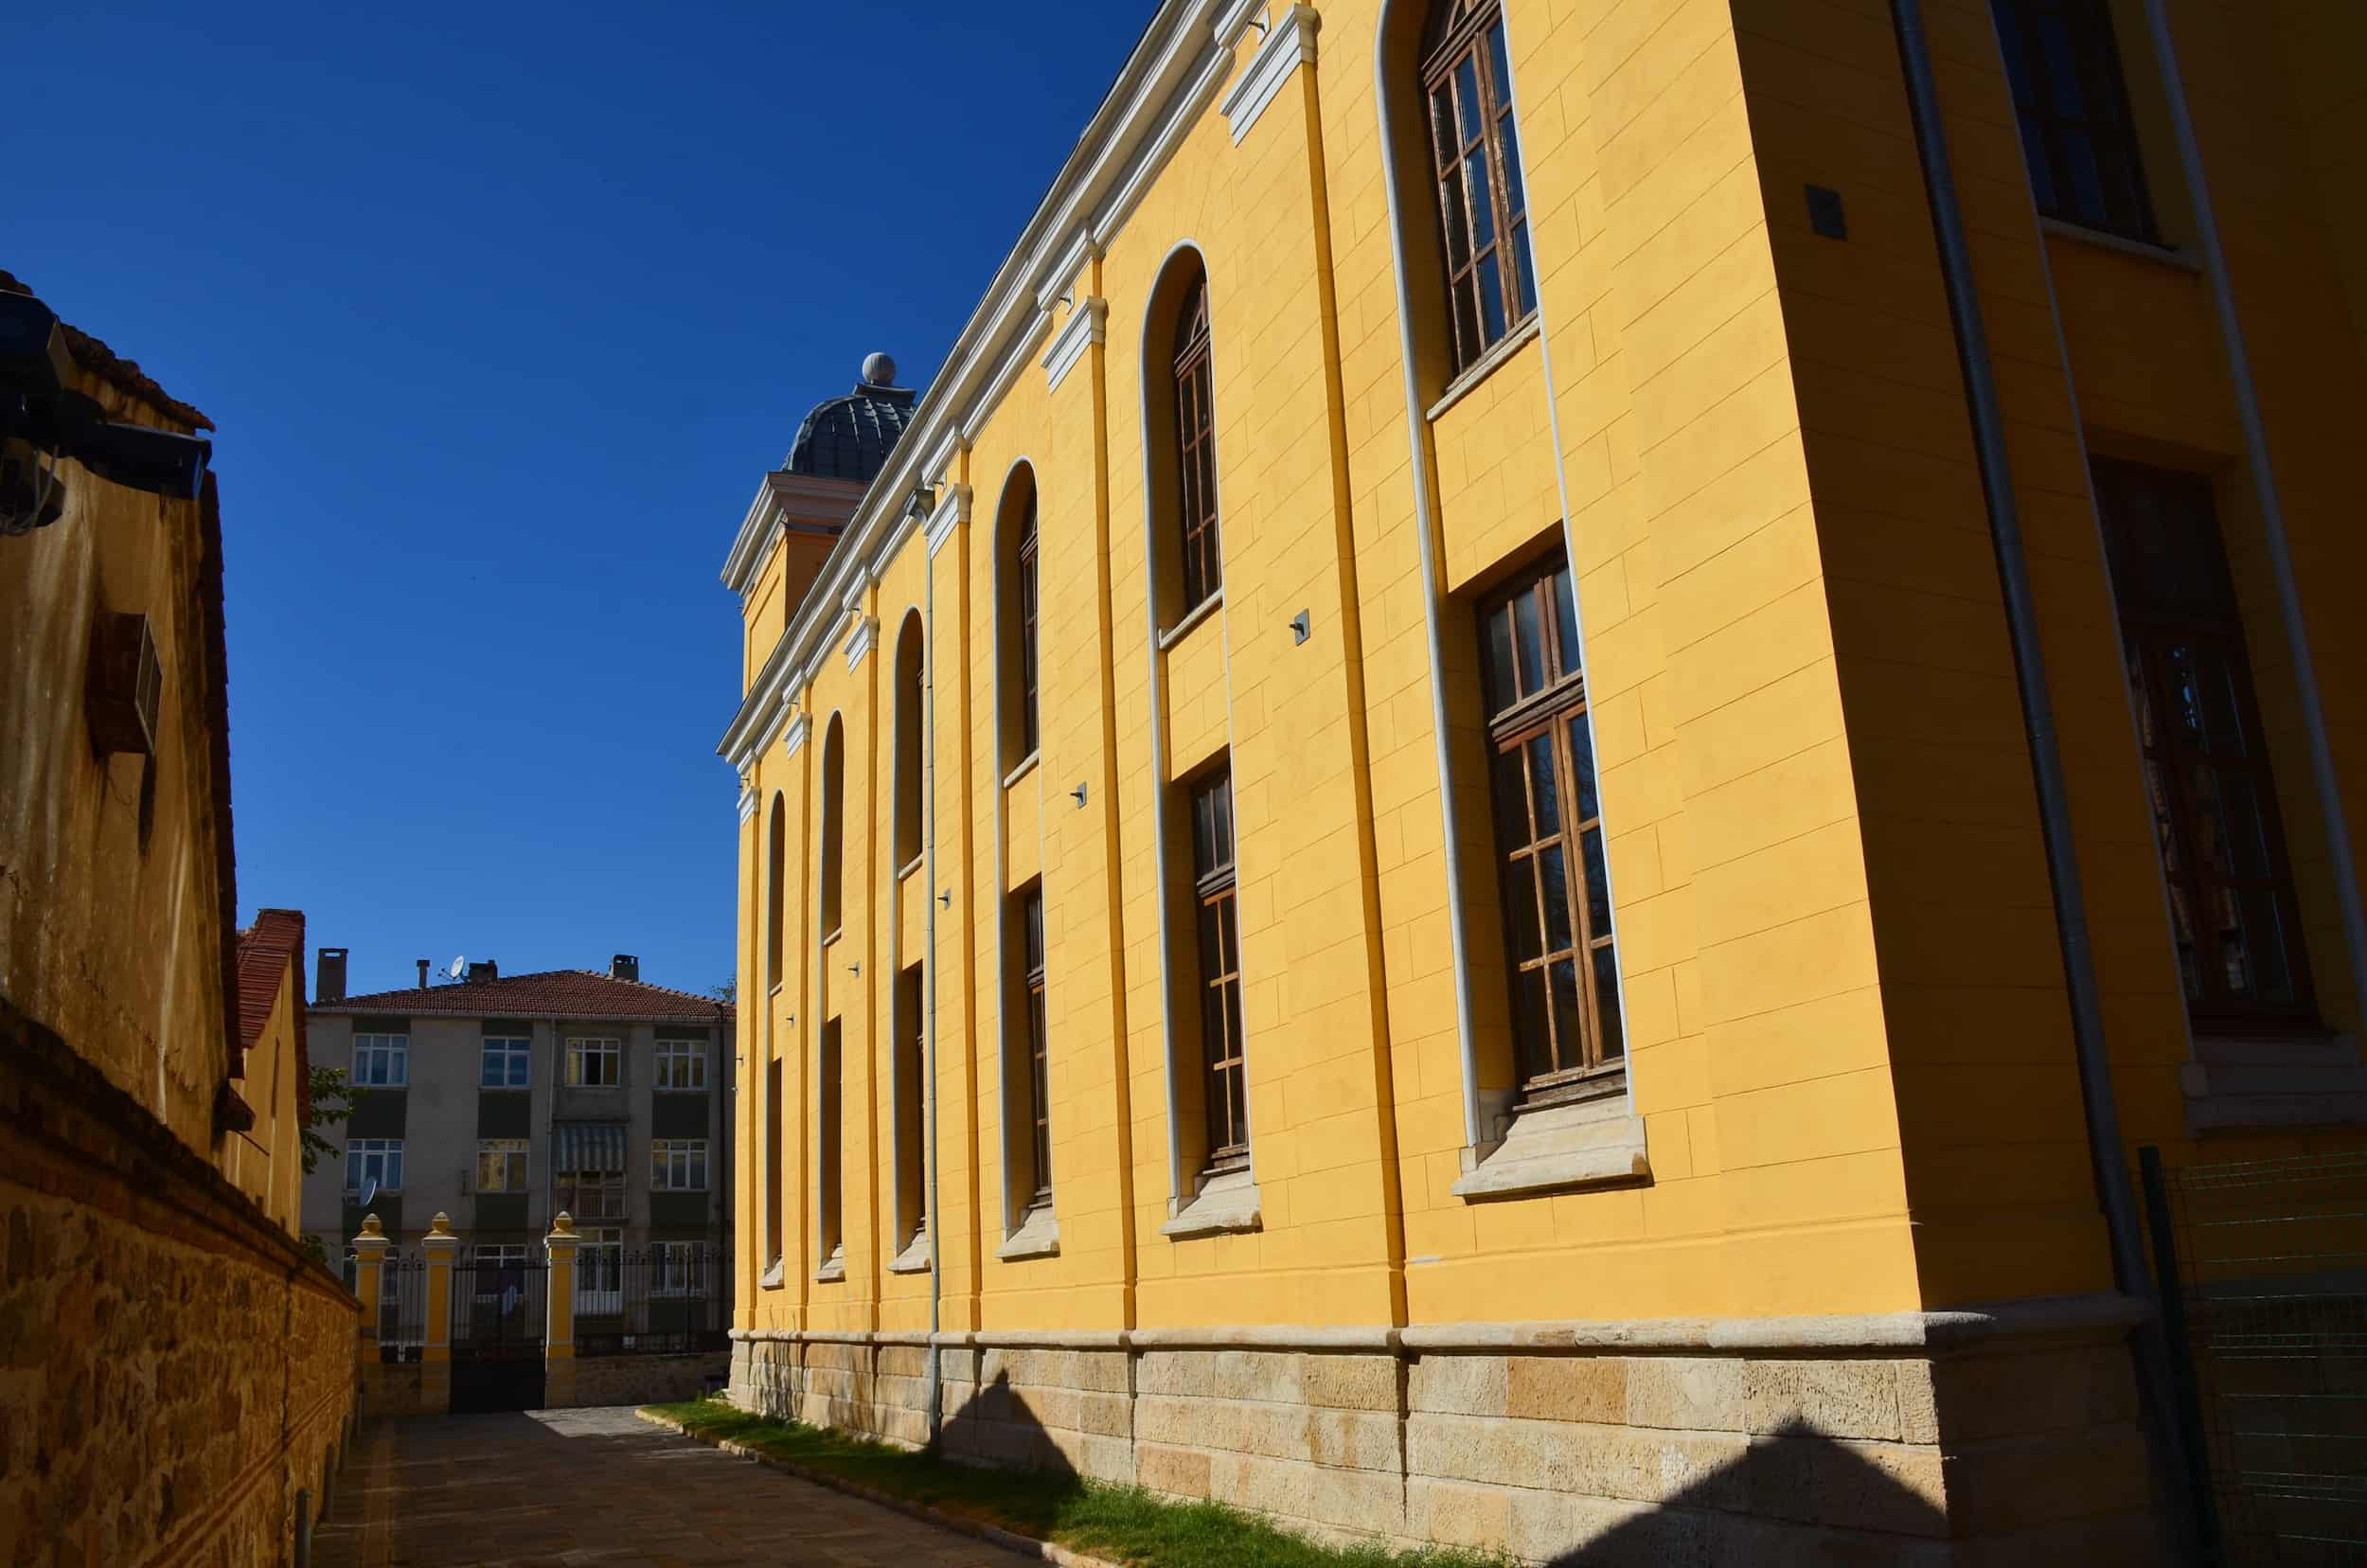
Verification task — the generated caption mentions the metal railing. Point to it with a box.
[574,1240,730,1357]
[377,1252,429,1363]
[2141,1148,2367,1564]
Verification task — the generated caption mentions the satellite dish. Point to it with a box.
[449,954,466,980]
[359,1177,379,1207]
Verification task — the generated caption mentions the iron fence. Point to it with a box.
[574,1240,731,1357]
[376,1252,429,1363]
[2140,1147,2367,1565]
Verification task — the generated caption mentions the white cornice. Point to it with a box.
[1215,0,1267,45]
[1041,298,1110,393]
[718,636,796,769]
[712,0,1235,773]
[783,711,810,757]
[926,483,972,558]
[922,430,965,491]
[1034,230,1101,314]
[1221,5,1319,145]
[720,479,778,597]
[737,786,757,824]
[843,614,879,671]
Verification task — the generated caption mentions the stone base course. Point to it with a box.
[728,1303,2165,1563]
[567,1348,732,1410]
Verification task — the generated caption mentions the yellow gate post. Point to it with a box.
[350,1214,390,1415]
[544,1212,580,1409]
[420,1211,458,1412]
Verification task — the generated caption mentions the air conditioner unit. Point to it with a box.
[86,610,161,757]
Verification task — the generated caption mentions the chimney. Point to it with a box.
[316,947,347,1004]
[467,959,499,983]
[417,958,430,989]
[610,953,640,983]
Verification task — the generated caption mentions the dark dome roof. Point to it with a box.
[785,356,917,482]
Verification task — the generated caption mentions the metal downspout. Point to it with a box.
[1372,7,1486,1155]
[921,501,945,1446]
[1888,0,2195,1556]
[2141,0,2367,1018]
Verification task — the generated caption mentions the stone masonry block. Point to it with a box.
[1403,1475,1515,1554]
[1625,1356,1749,1432]
[1506,1354,1628,1424]
[1309,1407,1401,1473]
[1304,1354,1398,1412]
[1740,1359,1904,1441]
[1407,1353,1508,1417]
[1139,1441,1215,1499]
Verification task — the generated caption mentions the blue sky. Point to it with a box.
[14,2,1151,1000]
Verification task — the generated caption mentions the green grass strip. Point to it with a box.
[645,1397,1508,1568]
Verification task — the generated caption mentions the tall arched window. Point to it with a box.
[1171,275,1221,611]
[819,717,845,940]
[765,793,786,990]
[1423,0,1537,374]
[893,611,925,870]
[997,470,1041,769]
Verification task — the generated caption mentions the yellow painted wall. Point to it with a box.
[727,0,2367,1340]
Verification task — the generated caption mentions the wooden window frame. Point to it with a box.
[1017,495,1042,759]
[1172,277,1223,613]
[1990,0,2158,243]
[1021,887,1053,1205]
[2093,457,2316,1027]
[1478,555,1623,1100]
[1421,0,1538,376]
[1188,767,1249,1171]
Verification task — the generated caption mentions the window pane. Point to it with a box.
[1567,716,1599,823]
[2247,891,2295,1005]
[1581,826,1612,935]
[1504,857,1542,962]
[2218,773,2270,881]
[1477,252,1507,343]
[1512,587,1544,696]
[1513,967,1550,1077]
[1452,275,1482,365]
[1455,56,1484,144]
[1553,569,1580,676]
[1483,602,1518,713]
[1538,842,1572,953]
[1512,220,1537,318]
[1526,732,1560,836]
[1489,746,1529,844]
[1497,107,1525,220]
[1464,150,1496,251]
[1430,85,1458,172]
[1486,23,1514,116]
[1550,959,1583,1069]
[1440,161,1473,270]
[1591,944,1625,1060]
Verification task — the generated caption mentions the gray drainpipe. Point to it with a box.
[2141,0,2367,1013]
[1888,1,2195,1557]
[920,494,946,1446]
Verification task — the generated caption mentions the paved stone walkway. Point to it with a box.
[311,1406,1030,1566]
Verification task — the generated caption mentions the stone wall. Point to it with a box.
[729,1306,2163,1563]
[1,999,362,1566]
[568,1351,732,1411]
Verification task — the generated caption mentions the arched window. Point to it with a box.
[818,1017,843,1263]
[893,611,925,870]
[819,717,845,940]
[893,963,926,1256]
[1422,0,1537,374]
[997,470,1041,769]
[765,793,786,991]
[1171,275,1221,611]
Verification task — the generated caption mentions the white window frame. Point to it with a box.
[481,1036,531,1088]
[653,1038,707,1091]
[346,1137,403,1193]
[651,1138,709,1192]
[654,1240,711,1296]
[556,1167,626,1222]
[474,1138,528,1194]
[353,1033,409,1088]
[566,1036,621,1087]
[576,1226,623,1316]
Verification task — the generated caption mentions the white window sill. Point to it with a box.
[998,1201,1059,1260]
[1425,315,1540,423]
[1160,1165,1262,1239]
[757,1256,786,1291]
[1450,1090,1649,1201]
[1156,591,1225,652]
[2038,216,2201,274]
[813,1244,845,1283]
[887,1229,934,1274]
[1002,751,1041,792]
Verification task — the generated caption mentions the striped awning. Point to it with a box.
[553,1121,628,1173]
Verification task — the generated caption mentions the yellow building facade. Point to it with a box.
[717,1,2367,1558]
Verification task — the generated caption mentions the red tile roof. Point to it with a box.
[0,267,215,430]
[232,907,311,1123]
[314,969,737,1024]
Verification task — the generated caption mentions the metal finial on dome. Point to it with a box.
[861,351,897,386]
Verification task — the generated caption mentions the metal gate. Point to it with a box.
[449,1249,547,1414]
[2140,1148,2367,1564]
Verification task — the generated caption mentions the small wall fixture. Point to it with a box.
[1290,610,1311,645]
[1806,185,1848,241]
[939,888,952,908]
[1071,782,1089,808]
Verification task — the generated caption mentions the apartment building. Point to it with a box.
[717,0,2366,1559]
[301,955,737,1311]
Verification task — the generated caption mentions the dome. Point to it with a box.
[784,354,917,483]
